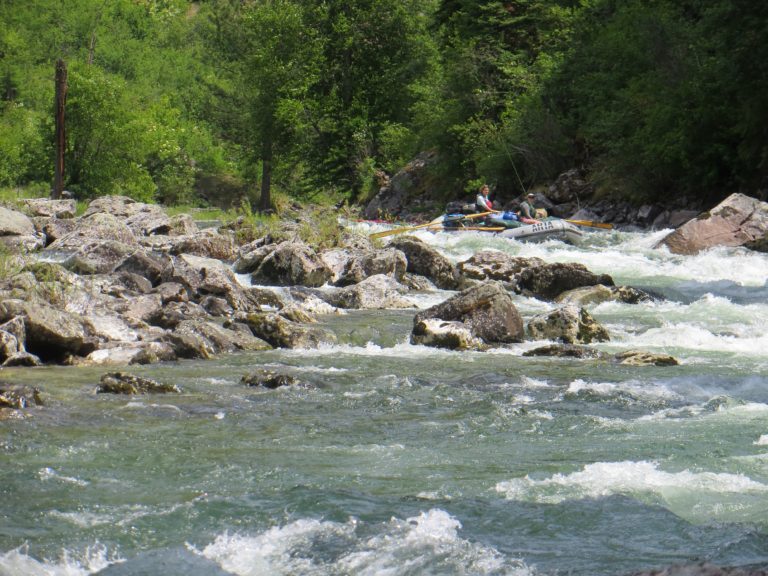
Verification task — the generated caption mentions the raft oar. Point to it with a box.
[428,226,506,232]
[565,219,613,229]
[369,211,493,239]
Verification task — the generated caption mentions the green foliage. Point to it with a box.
[2,0,766,209]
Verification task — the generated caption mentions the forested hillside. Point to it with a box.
[1,0,766,210]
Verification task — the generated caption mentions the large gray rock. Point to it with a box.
[23,198,76,218]
[62,240,136,275]
[149,301,208,329]
[244,312,336,349]
[167,229,237,261]
[335,248,407,286]
[251,241,332,287]
[114,250,172,287]
[555,284,651,306]
[324,274,413,309]
[0,299,96,359]
[47,212,137,250]
[97,372,180,394]
[614,350,679,366]
[83,195,155,218]
[166,319,271,358]
[526,304,610,344]
[411,318,486,350]
[656,193,768,254]
[233,242,276,274]
[458,250,544,285]
[414,281,524,344]
[517,262,614,301]
[0,205,36,236]
[82,342,177,366]
[37,217,77,245]
[389,236,459,290]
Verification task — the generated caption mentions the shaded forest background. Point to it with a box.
[1,0,767,212]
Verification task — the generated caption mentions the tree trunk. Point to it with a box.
[259,136,273,212]
[52,59,67,200]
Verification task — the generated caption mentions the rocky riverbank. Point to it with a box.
[0,194,690,377]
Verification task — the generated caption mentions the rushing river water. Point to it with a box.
[2,224,768,575]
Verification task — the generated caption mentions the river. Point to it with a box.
[1,224,767,575]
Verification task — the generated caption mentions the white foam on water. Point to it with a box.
[38,467,89,487]
[197,509,533,576]
[288,340,490,362]
[518,376,552,389]
[495,461,768,507]
[614,322,768,356]
[121,401,183,413]
[0,544,120,576]
[564,378,680,404]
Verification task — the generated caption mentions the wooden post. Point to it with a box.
[53,59,67,199]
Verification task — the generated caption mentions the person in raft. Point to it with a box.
[476,184,495,212]
[518,192,543,224]
[474,184,525,227]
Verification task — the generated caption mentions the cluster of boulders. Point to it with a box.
[0,194,685,411]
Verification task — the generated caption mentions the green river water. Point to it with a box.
[1,226,767,575]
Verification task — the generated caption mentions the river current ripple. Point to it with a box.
[1,225,768,575]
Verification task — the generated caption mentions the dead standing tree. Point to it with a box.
[52,59,67,200]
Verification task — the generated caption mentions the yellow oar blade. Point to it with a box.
[369,212,493,239]
[566,219,613,229]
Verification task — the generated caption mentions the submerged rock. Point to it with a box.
[523,344,607,359]
[527,304,610,345]
[244,312,336,349]
[96,372,180,394]
[555,284,652,306]
[614,350,679,366]
[626,561,768,575]
[241,369,300,389]
[0,383,43,409]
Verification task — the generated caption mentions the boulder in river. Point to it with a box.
[516,262,614,301]
[241,369,300,389]
[411,318,486,350]
[555,284,652,306]
[414,281,524,345]
[626,561,767,576]
[96,371,180,394]
[0,383,43,409]
[244,312,337,349]
[389,236,460,290]
[251,241,332,287]
[523,343,607,359]
[458,250,544,286]
[527,304,610,345]
[323,274,413,310]
[656,193,768,255]
[614,350,679,366]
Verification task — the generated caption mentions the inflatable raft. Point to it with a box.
[496,218,584,244]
